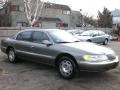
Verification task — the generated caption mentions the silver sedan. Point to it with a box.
[1,29,119,79]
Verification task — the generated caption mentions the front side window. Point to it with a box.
[16,31,32,41]
[32,31,50,44]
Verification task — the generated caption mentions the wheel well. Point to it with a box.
[6,46,14,54]
[104,38,109,42]
[87,39,91,42]
[105,38,108,41]
[55,53,78,68]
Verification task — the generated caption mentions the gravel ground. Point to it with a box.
[0,41,120,90]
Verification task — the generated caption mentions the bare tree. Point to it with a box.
[23,0,57,27]
[0,0,8,8]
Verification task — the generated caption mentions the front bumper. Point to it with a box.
[78,57,119,72]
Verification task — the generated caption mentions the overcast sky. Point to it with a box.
[55,0,120,17]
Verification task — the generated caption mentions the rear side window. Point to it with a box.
[92,31,99,36]
[16,31,32,41]
[32,31,50,44]
[99,31,105,35]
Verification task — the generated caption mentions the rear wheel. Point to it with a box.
[57,56,76,79]
[7,48,17,63]
[103,39,108,45]
[87,39,91,42]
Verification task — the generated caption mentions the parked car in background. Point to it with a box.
[109,35,118,41]
[1,29,119,79]
[77,30,111,45]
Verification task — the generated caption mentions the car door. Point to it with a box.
[29,31,55,65]
[98,31,106,43]
[91,32,99,43]
[15,31,33,60]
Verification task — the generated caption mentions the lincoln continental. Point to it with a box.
[1,29,119,79]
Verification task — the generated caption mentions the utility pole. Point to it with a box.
[80,9,85,29]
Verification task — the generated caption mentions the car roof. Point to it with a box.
[67,29,84,32]
[86,30,103,32]
[83,30,104,33]
[18,29,64,33]
[24,29,62,31]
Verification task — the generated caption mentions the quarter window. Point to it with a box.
[16,31,32,41]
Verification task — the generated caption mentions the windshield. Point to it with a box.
[80,31,93,36]
[48,30,80,43]
[68,30,83,35]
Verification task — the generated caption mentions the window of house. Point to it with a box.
[17,22,28,27]
[10,5,20,11]
[62,23,68,27]
[56,23,61,27]
[62,10,70,15]
[56,23,68,27]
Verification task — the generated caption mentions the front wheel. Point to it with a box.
[58,56,76,79]
[7,48,17,63]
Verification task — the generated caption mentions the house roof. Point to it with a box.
[39,17,62,22]
[44,3,71,11]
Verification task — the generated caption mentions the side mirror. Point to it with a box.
[42,40,53,46]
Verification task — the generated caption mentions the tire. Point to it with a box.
[57,56,77,79]
[103,39,108,45]
[87,39,91,42]
[7,48,17,63]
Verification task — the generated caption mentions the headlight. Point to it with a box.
[83,55,108,61]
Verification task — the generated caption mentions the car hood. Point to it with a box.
[61,42,115,55]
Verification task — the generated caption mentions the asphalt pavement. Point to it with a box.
[0,41,120,90]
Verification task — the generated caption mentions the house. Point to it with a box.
[112,9,120,31]
[71,10,82,29]
[4,0,71,29]
[0,2,11,26]
[112,9,120,25]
